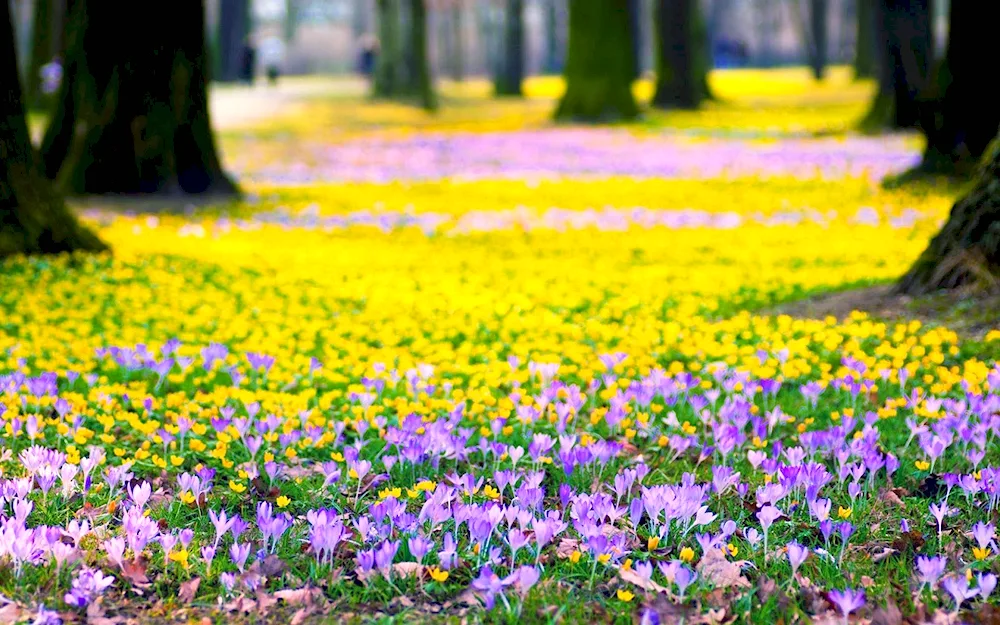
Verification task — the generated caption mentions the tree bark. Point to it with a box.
[555,0,639,122]
[652,0,708,110]
[859,0,931,132]
[628,0,643,79]
[373,0,404,97]
[807,0,828,80]
[217,0,251,83]
[896,135,1000,295]
[450,3,464,81]
[917,1,1000,175]
[853,0,875,79]
[39,0,237,196]
[495,0,524,96]
[543,0,561,74]
[1,0,106,257]
[407,0,436,110]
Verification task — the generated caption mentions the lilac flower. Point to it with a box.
[756,505,782,557]
[827,587,865,621]
[63,568,114,609]
[942,574,979,612]
[786,542,808,577]
[915,555,947,591]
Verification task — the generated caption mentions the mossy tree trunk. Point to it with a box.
[374,0,404,97]
[39,0,237,196]
[450,3,464,82]
[807,0,828,80]
[555,0,639,122]
[860,0,931,132]
[407,0,436,110]
[26,0,62,108]
[896,135,1000,295]
[1,0,106,257]
[627,0,643,79]
[853,0,875,79]
[494,0,524,96]
[217,0,251,82]
[917,1,1000,175]
[373,0,435,110]
[652,0,708,110]
[543,0,561,74]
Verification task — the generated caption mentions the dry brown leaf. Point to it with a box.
[120,558,151,590]
[871,601,902,625]
[556,537,580,558]
[880,489,906,508]
[0,603,22,625]
[696,549,751,589]
[872,546,898,562]
[691,608,728,625]
[861,575,875,588]
[618,566,670,594]
[223,596,256,614]
[256,590,278,613]
[392,562,424,579]
[289,607,315,625]
[178,577,201,603]
[274,587,323,606]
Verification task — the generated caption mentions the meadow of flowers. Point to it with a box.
[3,71,1000,624]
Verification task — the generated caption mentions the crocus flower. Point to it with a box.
[827,587,865,622]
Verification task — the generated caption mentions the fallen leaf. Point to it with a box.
[178,577,201,603]
[880,489,906,509]
[870,601,902,625]
[696,549,751,589]
[274,587,323,605]
[260,554,287,578]
[256,589,278,613]
[0,603,22,625]
[120,558,151,590]
[861,575,875,588]
[556,537,580,558]
[289,607,314,625]
[392,562,424,579]
[872,546,898,562]
[619,566,670,594]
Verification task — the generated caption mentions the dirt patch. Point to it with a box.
[770,284,1000,341]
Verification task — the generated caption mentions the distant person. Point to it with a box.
[260,35,285,86]
[240,36,256,85]
[357,34,378,77]
[40,56,63,95]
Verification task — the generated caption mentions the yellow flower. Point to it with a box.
[617,589,634,602]
[276,495,291,508]
[429,567,449,582]
[647,536,660,551]
[178,491,196,505]
[229,480,246,494]
[915,460,930,471]
[569,550,581,564]
[168,549,189,568]
[973,547,990,561]
[837,506,852,519]
[483,484,500,500]
[597,553,611,564]
[726,543,738,557]
[679,547,695,562]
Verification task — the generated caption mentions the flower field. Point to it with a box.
[3,70,1000,624]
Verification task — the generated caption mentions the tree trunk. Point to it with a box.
[555,0,639,122]
[917,1,1000,175]
[495,0,524,96]
[38,0,237,196]
[808,0,828,80]
[652,0,707,110]
[407,0,436,110]
[896,135,1000,295]
[373,0,404,97]
[859,0,931,132]
[853,0,875,79]
[543,0,561,74]
[1,0,106,257]
[26,0,61,108]
[217,0,251,83]
[628,0,643,79]
[450,3,464,81]
[285,0,299,43]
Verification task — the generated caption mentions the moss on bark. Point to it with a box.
[39,0,237,197]
[853,0,875,80]
[1,0,106,257]
[494,0,524,97]
[896,135,1000,295]
[652,0,709,110]
[555,0,638,122]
